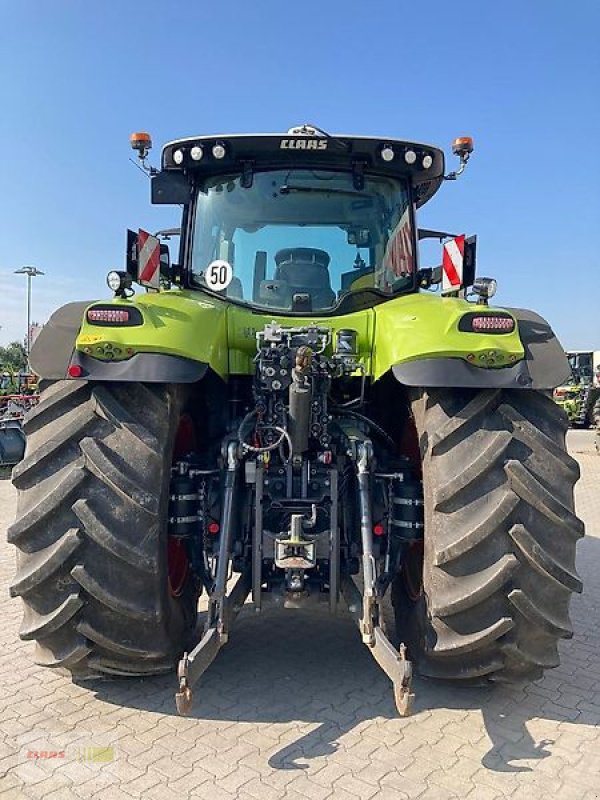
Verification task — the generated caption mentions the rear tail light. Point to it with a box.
[86,305,143,326]
[472,316,515,332]
[459,313,515,333]
[88,309,130,323]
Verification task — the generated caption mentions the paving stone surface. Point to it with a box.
[0,431,599,799]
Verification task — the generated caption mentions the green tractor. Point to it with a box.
[553,351,600,430]
[8,126,584,716]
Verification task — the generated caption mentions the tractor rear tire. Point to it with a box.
[393,388,583,684]
[8,380,199,678]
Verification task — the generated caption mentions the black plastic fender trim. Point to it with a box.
[392,355,569,390]
[68,351,209,383]
[29,301,94,380]
[392,358,536,389]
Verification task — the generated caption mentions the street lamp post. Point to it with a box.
[14,266,44,357]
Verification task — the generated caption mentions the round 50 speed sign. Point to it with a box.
[205,260,233,291]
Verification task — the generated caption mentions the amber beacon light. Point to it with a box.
[452,136,474,156]
[130,132,152,159]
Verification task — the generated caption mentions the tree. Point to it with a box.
[0,341,28,373]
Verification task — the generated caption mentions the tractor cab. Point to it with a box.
[144,126,471,314]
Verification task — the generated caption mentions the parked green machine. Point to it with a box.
[8,126,584,716]
[553,351,600,428]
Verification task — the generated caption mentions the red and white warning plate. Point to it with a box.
[138,229,161,289]
[442,234,465,294]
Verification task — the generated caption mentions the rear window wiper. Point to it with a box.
[279,185,369,197]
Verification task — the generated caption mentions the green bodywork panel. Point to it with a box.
[77,291,230,379]
[372,293,523,379]
[225,304,375,375]
[75,289,525,381]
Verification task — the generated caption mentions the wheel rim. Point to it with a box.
[168,413,197,598]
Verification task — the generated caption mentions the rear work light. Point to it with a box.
[458,313,516,334]
[86,306,143,327]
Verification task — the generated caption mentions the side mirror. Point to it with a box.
[151,171,191,205]
[126,229,139,280]
[417,266,442,288]
[462,236,477,288]
[347,228,371,247]
[160,244,170,275]
[160,244,182,287]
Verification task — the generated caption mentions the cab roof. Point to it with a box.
[160,132,445,207]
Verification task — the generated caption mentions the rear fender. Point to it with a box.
[30,293,228,383]
[375,294,570,390]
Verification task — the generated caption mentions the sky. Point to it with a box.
[0,0,598,349]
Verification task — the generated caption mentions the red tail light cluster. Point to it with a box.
[472,316,515,331]
[88,308,130,323]
[459,313,515,334]
[86,305,143,326]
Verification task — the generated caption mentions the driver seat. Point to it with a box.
[274,248,336,309]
